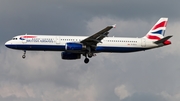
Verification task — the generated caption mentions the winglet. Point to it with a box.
[112,24,116,28]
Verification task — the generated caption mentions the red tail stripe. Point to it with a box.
[147,35,161,40]
[153,21,166,30]
[163,40,171,45]
[21,36,36,38]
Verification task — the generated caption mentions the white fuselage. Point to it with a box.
[4,18,171,63]
[5,35,159,53]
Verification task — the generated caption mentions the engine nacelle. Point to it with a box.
[61,52,81,60]
[65,42,86,51]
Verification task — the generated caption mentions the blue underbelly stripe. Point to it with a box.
[95,46,146,52]
[6,44,147,52]
[6,44,65,51]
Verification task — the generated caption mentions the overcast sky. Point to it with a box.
[0,0,180,101]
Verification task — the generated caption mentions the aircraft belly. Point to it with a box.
[95,46,147,53]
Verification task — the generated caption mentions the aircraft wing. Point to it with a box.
[80,24,116,46]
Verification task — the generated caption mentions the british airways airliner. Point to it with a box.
[5,18,172,63]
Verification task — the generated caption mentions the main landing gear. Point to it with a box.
[22,50,26,59]
[83,52,94,64]
[84,58,89,64]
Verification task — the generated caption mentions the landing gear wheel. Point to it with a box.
[22,50,26,59]
[22,55,26,59]
[88,53,93,58]
[84,58,89,64]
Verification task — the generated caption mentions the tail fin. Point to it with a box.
[143,18,168,40]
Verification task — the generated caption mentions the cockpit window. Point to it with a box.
[12,38,18,40]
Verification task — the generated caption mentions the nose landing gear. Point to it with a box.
[22,50,26,59]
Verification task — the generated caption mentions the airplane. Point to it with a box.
[5,18,172,64]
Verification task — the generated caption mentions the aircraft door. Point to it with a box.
[56,36,60,44]
[141,38,146,47]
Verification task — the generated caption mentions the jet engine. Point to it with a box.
[65,42,86,51]
[61,52,81,60]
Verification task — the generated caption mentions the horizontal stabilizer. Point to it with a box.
[154,35,172,44]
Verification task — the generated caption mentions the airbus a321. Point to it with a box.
[5,18,172,63]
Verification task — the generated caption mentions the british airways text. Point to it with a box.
[26,38,54,43]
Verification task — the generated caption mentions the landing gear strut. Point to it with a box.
[22,50,26,59]
[83,46,96,64]
[83,53,89,64]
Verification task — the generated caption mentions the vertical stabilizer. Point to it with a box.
[143,18,168,40]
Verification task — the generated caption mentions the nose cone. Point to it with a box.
[5,41,12,48]
[5,40,18,49]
